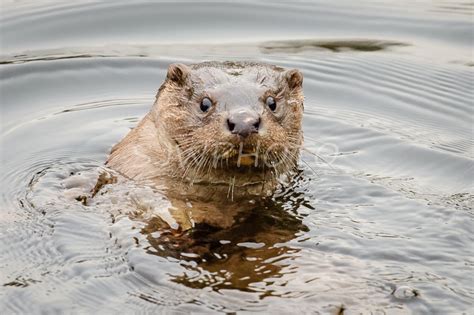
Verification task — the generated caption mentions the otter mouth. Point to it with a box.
[226,142,261,168]
[178,139,294,176]
[237,155,256,166]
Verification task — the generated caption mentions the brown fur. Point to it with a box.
[107,61,304,201]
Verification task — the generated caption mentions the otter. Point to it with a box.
[59,62,306,288]
[106,61,304,202]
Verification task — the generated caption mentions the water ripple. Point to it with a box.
[1,1,472,313]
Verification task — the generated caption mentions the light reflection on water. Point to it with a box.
[0,1,473,314]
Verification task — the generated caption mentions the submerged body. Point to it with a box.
[107,61,304,202]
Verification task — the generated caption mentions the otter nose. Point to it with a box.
[227,110,261,137]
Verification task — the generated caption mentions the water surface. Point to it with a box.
[1,1,473,314]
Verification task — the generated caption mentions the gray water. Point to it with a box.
[1,1,473,314]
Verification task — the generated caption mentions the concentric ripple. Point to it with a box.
[1,1,473,314]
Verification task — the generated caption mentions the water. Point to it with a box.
[1,1,473,314]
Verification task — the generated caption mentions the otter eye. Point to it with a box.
[200,97,212,112]
[266,96,277,111]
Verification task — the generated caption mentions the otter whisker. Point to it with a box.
[194,154,212,180]
[185,152,207,181]
[179,144,210,181]
[301,147,335,169]
[227,176,236,201]
[107,61,305,201]
[187,144,215,182]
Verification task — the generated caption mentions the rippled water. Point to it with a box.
[1,1,473,314]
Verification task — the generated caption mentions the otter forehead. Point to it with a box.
[189,63,284,112]
[205,81,268,112]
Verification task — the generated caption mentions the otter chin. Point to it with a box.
[106,61,304,201]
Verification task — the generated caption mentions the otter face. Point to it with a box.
[153,62,304,181]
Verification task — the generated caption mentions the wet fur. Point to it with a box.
[107,61,304,201]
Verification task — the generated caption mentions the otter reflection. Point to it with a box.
[139,183,309,292]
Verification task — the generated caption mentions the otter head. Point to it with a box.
[152,62,304,186]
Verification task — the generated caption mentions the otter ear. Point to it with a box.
[284,69,303,90]
[166,63,190,86]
